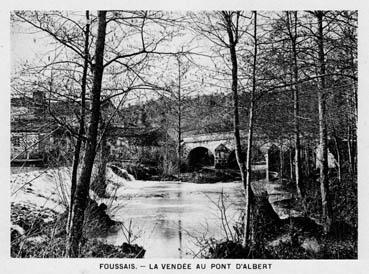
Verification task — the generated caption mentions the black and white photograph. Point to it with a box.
[4,3,366,272]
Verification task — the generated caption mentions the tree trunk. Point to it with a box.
[223,11,251,247]
[66,11,107,257]
[290,11,302,197]
[279,143,284,180]
[285,11,302,197]
[305,147,310,177]
[67,10,90,234]
[245,81,255,245]
[92,123,109,197]
[315,11,333,233]
[333,133,341,182]
[347,124,353,175]
[177,57,182,173]
[244,10,258,246]
[290,147,293,180]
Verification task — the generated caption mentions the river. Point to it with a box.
[103,180,246,258]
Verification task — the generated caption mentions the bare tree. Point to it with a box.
[67,10,90,234]
[190,10,257,247]
[66,10,107,257]
[307,10,333,233]
[285,11,302,197]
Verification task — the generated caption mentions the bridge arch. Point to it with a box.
[187,146,214,170]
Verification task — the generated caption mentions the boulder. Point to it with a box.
[268,234,292,248]
[301,237,320,253]
[25,235,48,244]
[265,182,304,219]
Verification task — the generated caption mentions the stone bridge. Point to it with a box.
[108,125,332,177]
[182,130,338,180]
[182,131,292,173]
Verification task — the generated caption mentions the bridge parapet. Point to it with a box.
[182,130,250,144]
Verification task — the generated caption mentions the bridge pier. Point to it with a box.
[214,144,230,169]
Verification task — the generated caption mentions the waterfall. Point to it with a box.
[109,165,136,181]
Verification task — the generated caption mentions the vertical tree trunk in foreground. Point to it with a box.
[177,56,182,173]
[245,11,257,245]
[315,11,333,233]
[287,11,302,197]
[67,10,90,234]
[93,122,109,197]
[333,133,342,182]
[223,11,257,248]
[66,11,107,257]
[223,11,249,247]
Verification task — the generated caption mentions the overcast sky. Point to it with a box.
[10,11,227,105]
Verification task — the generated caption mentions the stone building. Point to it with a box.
[11,91,74,166]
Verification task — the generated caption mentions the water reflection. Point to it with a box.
[177,190,183,259]
[105,181,244,258]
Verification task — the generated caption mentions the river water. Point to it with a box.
[104,180,245,258]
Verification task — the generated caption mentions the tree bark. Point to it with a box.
[93,122,109,197]
[286,11,302,197]
[279,142,284,179]
[223,11,251,247]
[66,10,107,257]
[244,10,258,246]
[315,11,333,233]
[333,133,341,182]
[177,56,182,173]
[347,124,353,175]
[67,10,90,234]
[289,146,293,180]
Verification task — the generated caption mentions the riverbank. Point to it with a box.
[10,167,145,258]
[11,203,145,258]
[201,174,358,259]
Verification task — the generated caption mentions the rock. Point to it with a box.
[121,243,146,258]
[269,206,303,220]
[11,224,26,242]
[282,217,323,235]
[268,234,292,248]
[11,224,25,236]
[25,235,48,244]
[208,241,251,259]
[265,181,304,220]
[83,198,117,237]
[110,165,134,181]
[301,237,320,253]
[268,192,294,203]
[251,180,268,196]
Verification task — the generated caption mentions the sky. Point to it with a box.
[11,22,41,70]
[9,11,226,106]
[10,11,88,72]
